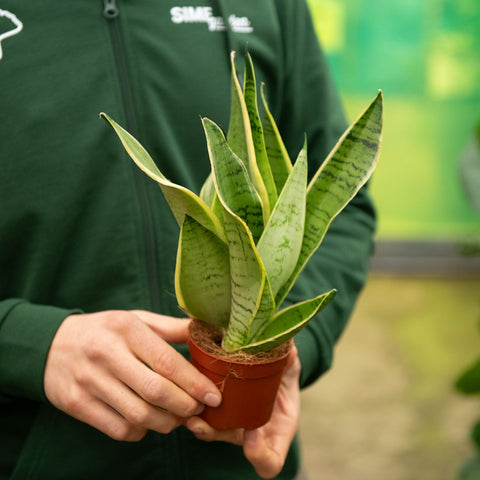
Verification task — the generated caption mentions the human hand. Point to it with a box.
[44,311,221,441]
[185,346,301,479]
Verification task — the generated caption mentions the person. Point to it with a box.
[0,1,376,479]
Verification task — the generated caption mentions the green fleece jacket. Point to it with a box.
[0,1,376,478]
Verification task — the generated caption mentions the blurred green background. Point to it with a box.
[299,1,480,479]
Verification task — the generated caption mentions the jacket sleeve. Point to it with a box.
[0,299,80,402]
[275,0,377,388]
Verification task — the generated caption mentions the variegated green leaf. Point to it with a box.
[241,289,337,354]
[202,117,264,243]
[219,204,270,353]
[175,215,231,329]
[200,173,224,222]
[224,262,276,351]
[276,91,383,305]
[202,134,274,351]
[226,52,270,221]
[100,113,226,242]
[210,192,224,223]
[245,273,276,345]
[199,173,216,207]
[261,83,293,194]
[257,142,307,298]
[226,52,250,170]
[243,52,277,212]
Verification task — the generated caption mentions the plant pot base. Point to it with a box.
[188,320,291,430]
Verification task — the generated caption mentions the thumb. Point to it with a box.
[243,430,284,479]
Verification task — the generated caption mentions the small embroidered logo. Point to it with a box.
[170,6,253,33]
[0,9,23,60]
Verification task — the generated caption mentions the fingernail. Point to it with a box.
[188,420,205,436]
[204,392,221,408]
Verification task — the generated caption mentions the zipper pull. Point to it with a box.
[103,0,119,19]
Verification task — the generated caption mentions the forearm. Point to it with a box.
[0,299,80,402]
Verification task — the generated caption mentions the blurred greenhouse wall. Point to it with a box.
[299,4,480,478]
[307,0,480,274]
[300,6,480,479]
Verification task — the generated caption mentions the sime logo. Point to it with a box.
[170,6,253,33]
[0,9,22,60]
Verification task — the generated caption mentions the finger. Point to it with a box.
[111,354,206,418]
[243,429,285,479]
[131,311,190,344]
[285,344,300,374]
[125,323,221,408]
[72,394,148,442]
[87,370,183,434]
[185,417,244,445]
[242,347,300,479]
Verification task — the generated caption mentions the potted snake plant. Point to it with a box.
[101,52,383,429]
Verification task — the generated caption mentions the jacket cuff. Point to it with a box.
[0,300,81,402]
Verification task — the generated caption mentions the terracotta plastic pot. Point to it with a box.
[188,333,291,430]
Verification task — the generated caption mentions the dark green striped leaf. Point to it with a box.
[276,91,383,305]
[226,52,270,221]
[257,143,307,298]
[261,83,293,194]
[220,204,270,353]
[175,215,231,329]
[243,52,277,213]
[202,117,264,243]
[241,289,337,354]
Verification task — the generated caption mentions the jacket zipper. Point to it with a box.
[103,0,161,313]
[103,5,185,479]
[103,0,119,18]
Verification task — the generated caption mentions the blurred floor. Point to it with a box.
[299,275,480,480]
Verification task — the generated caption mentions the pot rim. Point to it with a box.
[188,329,292,379]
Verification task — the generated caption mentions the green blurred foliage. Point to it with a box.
[456,359,480,395]
[456,346,480,478]
[459,455,480,480]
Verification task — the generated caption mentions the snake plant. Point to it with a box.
[101,52,383,354]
